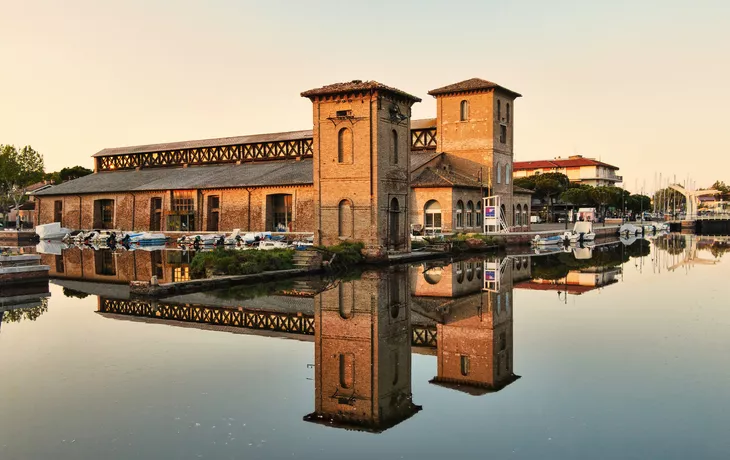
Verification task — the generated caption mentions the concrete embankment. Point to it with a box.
[130,268,319,298]
[491,225,621,246]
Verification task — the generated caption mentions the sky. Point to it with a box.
[1,0,728,193]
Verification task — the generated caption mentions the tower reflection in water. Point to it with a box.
[304,267,421,432]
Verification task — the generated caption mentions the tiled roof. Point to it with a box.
[411,118,437,130]
[411,166,482,189]
[513,157,619,171]
[513,186,534,194]
[34,159,313,196]
[300,80,421,102]
[93,130,314,157]
[410,150,441,172]
[428,78,522,98]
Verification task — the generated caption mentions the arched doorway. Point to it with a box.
[389,197,400,249]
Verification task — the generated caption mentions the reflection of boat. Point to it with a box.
[121,232,169,247]
[36,223,72,241]
[531,234,566,246]
[620,234,637,246]
[618,223,641,236]
[177,234,223,246]
[572,246,593,260]
[35,240,70,255]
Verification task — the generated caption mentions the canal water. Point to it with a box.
[1,234,729,459]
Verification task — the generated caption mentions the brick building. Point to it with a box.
[34,78,530,257]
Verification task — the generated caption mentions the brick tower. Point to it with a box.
[428,78,522,226]
[304,268,421,432]
[301,81,421,260]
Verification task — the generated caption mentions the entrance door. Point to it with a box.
[150,198,162,231]
[266,194,292,232]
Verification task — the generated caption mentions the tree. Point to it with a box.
[514,176,536,191]
[45,165,93,184]
[590,186,622,219]
[561,184,593,216]
[0,145,45,227]
[534,173,570,222]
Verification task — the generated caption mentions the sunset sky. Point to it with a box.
[1,0,728,193]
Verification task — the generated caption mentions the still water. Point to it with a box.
[1,234,729,459]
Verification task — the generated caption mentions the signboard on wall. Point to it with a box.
[485,206,496,218]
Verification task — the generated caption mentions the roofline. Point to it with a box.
[428,85,522,99]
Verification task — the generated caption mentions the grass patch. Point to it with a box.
[190,248,295,279]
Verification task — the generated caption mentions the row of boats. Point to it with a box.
[532,222,670,247]
[35,223,313,251]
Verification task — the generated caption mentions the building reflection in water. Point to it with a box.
[304,267,422,432]
[412,258,530,395]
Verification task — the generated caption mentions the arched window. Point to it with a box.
[456,261,465,283]
[497,100,502,121]
[456,200,464,228]
[423,266,442,284]
[338,282,354,319]
[337,127,353,163]
[516,204,522,226]
[466,262,474,281]
[513,205,516,226]
[506,102,511,123]
[460,100,469,121]
[466,201,474,227]
[506,164,511,185]
[476,205,483,228]
[460,355,470,376]
[391,129,399,165]
[338,199,353,238]
[424,200,442,234]
[339,353,354,389]
[522,207,528,226]
[496,163,501,184]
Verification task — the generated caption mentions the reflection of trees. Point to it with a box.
[531,245,631,280]
[654,234,687,255]
[624,239,651,258]
[2,298,49,323]
[63,287,89,299]
[710,242,730,259]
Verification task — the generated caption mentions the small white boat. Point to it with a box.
[35,222,72,241]
[223,229,243,245]
[565,222,596,244]
[177,234,224,246]
[258,240,289,251]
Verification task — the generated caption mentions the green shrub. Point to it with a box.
[316,241,365,269]
[190,248,295,278]
[411,240,428,250]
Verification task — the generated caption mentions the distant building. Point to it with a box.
[513,155,622,187]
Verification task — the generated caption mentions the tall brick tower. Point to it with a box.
[428,78,522,226]
[304,268,421,432]
[301,81,421,260]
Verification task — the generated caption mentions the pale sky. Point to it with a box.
[1,0,728,193]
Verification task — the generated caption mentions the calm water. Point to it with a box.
[1,235,729,459]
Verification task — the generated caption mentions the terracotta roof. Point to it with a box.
[429,375,521,396]
[411,166,482,189]
[411,118,437,130]
[34,159,313,195]
[428,78,522,98]
[93,130,314,157]
[300,80,421,102]
[410,150,441,171]
[513,156,619,171]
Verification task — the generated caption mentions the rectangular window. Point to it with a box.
[168,191,196,231]
[150,197,163,231]
[94,199,115,229]
[336,110,352,117]
[207,195,220,232]
[500,125,507,143]
[94,250,116,276]
[53,200,63,224]
[55,255,65,273]
[476,209,483,227]
[456,212,463,228]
